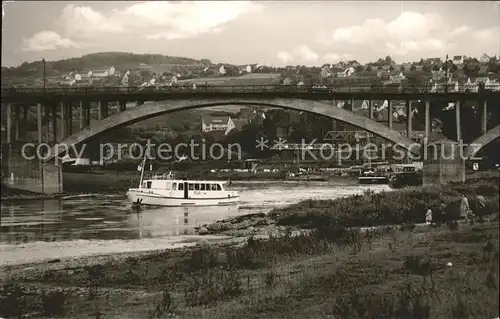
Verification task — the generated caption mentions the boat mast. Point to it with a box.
[138,149,148,189]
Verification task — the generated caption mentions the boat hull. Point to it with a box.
[127,189,239,207]
[358,176,388,185]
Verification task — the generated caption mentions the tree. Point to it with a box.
[200,59,212,67]
[400,65,405,72]
[487,58,500,74]
[224,65,239,76]
[385,55,394,64]
[389,65,395,72]
[410,64,417,72]
[366,65,373,72]
[463,59,481,78]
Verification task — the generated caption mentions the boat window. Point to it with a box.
[146,181,152,189]
[178,183,183,190]
[173,183,177,190]
[142,182,146,188]
[200,184,206,191]
[195,183,200,190]
[211,184,217,191]
[206,183,210,190]
[189,183,194,190]
[216,184,222,191]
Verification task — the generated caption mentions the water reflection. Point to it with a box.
[129,206,239,238]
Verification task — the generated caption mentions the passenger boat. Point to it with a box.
[126,157,239,207]
[388,164,423,189]
[358,169,389,185]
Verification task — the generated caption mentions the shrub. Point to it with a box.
[274,178,499,229]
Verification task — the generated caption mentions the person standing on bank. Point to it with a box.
[425,208,433,225]
[476,193,486,218]
[460,193,470,221]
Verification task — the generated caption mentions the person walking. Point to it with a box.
[440,203,447,223]
[476,193,486,218]
[460,193,470,221]
[425,208,433,225]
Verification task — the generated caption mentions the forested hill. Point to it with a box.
[1,52,211,77]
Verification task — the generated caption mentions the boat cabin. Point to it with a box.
[141,172,227,189]
[141,179,226,192]
[393,164,418,173]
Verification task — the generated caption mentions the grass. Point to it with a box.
[1,220,498,318]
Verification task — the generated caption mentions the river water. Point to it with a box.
[0,180,390,266]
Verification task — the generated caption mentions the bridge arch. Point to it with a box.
[47,97,418,161]
[464,125,500,159]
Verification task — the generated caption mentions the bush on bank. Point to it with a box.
[272,178,499,228]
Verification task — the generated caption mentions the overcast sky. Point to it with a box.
[2,1,499,67]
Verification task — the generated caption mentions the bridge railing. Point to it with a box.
[0,84,493,96]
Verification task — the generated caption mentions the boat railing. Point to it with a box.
[152,173,177,180]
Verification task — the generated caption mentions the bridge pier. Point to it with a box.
[406,100,412,140]
[455,100,461,141]
[482,100,488,134]
[14,106,20,141]
[6,103,12,145]
[423,138,466,185]
[85,102,91,127]
[97,101,102,121]
[67,102,73,136]
[98,101,109,120]
[368,99,373,120]
[425,101,430,140]
[79,101,84,131]
[3,102,63,194]
[37,103,42,144]
[388,100,393,129]
[60,102,66,140]
[103,101,109,118]
[119,100,127,112]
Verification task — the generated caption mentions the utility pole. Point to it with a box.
[444,54,449,94]
[42,58,46,92]
[41,58,46,193]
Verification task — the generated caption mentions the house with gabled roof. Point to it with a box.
[452,55,465,65]
[480,53,491,63]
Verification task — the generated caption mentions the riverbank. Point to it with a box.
[0,184,64,202]
[197,175,499,237]
[1,220,498,318]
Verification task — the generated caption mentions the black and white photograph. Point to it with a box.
[1,0,499,318]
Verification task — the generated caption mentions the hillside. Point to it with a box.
[1,52,211,85]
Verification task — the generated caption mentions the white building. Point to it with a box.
[480,53,491,63]
[452,55,465,65]
[219,65,226,75]
[202,115,235,133]
[121,74,129,86]
[344,66,355,77]
[88,70,109,78]
[245,65,252,73]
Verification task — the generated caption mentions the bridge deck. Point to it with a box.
[2,85,499,104]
